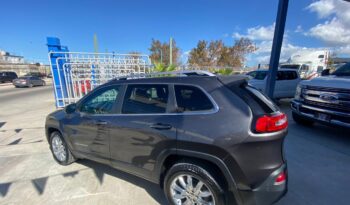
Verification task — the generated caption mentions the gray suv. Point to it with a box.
[45,73,288,205]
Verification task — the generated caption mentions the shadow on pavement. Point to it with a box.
[77,159,167,204]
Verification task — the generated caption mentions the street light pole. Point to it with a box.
[169,37,173,65]
[265,0,289,99]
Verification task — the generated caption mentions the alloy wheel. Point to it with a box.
[51,135,66,162]
[170,174,215,205]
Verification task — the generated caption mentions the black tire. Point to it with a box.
[292,112,314,126]
[164,162,225,205]
[49,131,75,165]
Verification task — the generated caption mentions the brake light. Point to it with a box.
[274,171,287,185]
[255,113,288,133]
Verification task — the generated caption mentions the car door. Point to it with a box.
[108,84,177,180]
[274,71,300,98]
[65,84,122,164]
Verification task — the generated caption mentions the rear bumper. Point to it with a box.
[291,100,350,128]
[238,164,287,205]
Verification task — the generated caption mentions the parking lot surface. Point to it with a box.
[1,85,350,205]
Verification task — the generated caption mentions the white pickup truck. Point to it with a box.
[291,62,350,128]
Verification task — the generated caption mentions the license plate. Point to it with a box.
[316,113,330,121]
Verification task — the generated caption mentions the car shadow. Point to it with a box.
[76,159,167,204]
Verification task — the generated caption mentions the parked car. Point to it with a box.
[247,69,301,99]
[47,73,53,78]
[0,71,18,83]
[45,73,288,205]
[13,76,46,88]
[291,62,350,128]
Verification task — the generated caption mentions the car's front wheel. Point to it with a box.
[49,131,75,165]
[164,162,225,205]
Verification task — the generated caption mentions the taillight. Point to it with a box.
[255,113,288,133]
[274,171,287,185]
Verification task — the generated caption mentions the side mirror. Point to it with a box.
[65,103,77,114]
[321,69,330,76]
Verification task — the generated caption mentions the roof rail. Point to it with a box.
[115,70,216,80]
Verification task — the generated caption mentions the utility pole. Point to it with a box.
[265,0,289,99]
[169,37,173,65]
[93,34,99,54]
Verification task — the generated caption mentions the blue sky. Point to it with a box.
[0,0,349,66]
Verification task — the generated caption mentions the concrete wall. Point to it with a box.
[0,63,50,76]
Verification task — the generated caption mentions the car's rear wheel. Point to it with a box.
[49,131,75,165]
[28,83,33,88]
[164,162,225,205]
[292,112,314,126]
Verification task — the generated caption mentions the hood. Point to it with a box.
[300,76,350,90]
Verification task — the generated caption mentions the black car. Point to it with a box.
[13,76,46,88]
[45,74,288,205]
[0,71,18,83]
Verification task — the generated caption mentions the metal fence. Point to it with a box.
[48,51,152,107]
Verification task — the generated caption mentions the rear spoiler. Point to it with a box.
[217,75,249,87]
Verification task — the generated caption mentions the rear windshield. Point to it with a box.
[224,82,278,114]
[18,77,30,79]
[280,64,300,69]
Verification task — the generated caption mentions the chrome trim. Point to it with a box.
[300,104,350,117]
[291,101,350,127]
[77,83,220,117]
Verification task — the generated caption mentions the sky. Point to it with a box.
[0,0,349,66]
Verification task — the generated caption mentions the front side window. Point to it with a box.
[122,84,169,114]
[80,86,120,114]
[175,85,214,112]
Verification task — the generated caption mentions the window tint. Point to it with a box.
[122,84,168,114]
[80,86,120,114]
[175,85,214,112]
[278,71,298,80]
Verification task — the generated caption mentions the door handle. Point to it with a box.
[150,123,172,130]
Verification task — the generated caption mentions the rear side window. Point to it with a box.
[122,84,169,114]
[277,71,298,80]
[249,71,267,80]
[175,85,214,112]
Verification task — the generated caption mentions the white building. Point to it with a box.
[0,50,24,64]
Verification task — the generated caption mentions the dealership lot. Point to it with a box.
[0,85,350,205]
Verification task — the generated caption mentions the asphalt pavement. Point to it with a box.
[0,85,350,205]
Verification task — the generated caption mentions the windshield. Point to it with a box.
[332,62,350,76]
[280,64,300,69]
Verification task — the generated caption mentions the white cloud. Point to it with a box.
[233,23,275,41]
[307,17,350,46]
[295,25,303,33]
[307,0,335,18]
[306,0,350,46]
